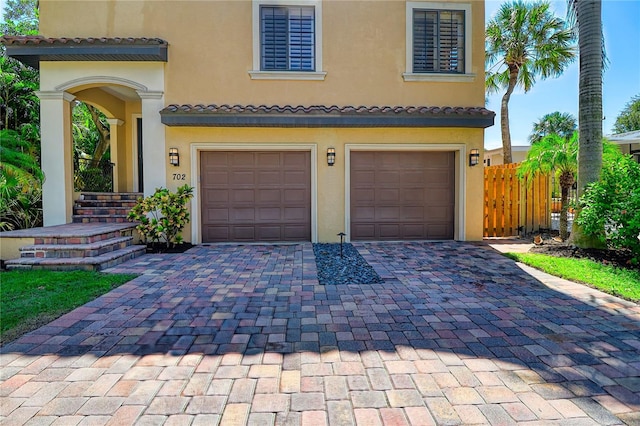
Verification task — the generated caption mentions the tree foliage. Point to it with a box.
[577,151,640,263]
[518,133,578,240]
[529,112,577,145]
[127,185,194,248]
[486,0,576,164]
[613,94,640,134]
[0,129,43,230]
[1,0,38,35]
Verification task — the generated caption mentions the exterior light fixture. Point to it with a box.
[469,148,480,167]
[169,148,179,166]
[327,147,336,166]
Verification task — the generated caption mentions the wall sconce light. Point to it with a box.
[169,148,179,166]
[327,147,336,166]
[469,148,480,167]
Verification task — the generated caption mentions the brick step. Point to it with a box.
[74,207,133,216]
[72,215,131,224]
[20,236,134,259]
[80,192,142,201]
[5,245,147,271]
[75,199,139,208]
[36,228,135,245]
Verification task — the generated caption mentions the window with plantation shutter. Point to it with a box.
[260,6,315,72]
[413,9,464,73]
[404,2,473,82]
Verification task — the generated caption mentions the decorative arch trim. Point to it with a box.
[55,76,149,93]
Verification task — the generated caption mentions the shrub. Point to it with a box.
[577,153,640,263]
[127,185,194,248]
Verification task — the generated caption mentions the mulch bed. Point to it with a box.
[145,243,194,254]
[527,231,638,271]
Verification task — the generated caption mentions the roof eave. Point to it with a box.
[160,112,495,129]
[3,40,168,69]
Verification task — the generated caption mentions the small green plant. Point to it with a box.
[577,153,640,263]
[127,184,194,248]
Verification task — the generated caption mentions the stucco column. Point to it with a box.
[36,90,75,226]
[137,90,166,196]
[106,118,124,192]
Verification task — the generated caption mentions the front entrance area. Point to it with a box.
[350,151,455,240]
[200,151,311,242]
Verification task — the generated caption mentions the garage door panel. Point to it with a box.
[230,152,255,167]
[378,189,400,203]
[231,189,255,203]
[353,189,375,203]
[402,224,427,239]
[256,152,282,167]
[229,171,255,185]
[402,206,424,220]
[376,206,401,221]
[283,188,308,203]
[352,170,375,185]
[258,189,281,203]
[402,189,424,203]
[257,207,281,221]
[427,224,453,239]
[351,151,454,240]
[233,226,256,241]
[351,223,375,239]
[206,208,229,221]
[258,171,281,185]
[352,206,375,221]
[201,151,311,242]
[203,189,229,203]
[379,224,401,238]
[377,171,400,185]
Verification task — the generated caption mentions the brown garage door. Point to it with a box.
[351,151,455,240]
[201,151,311,242]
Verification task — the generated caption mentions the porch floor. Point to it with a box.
[0,222,137,238]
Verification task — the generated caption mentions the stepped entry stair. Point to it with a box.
[1,193,146,271]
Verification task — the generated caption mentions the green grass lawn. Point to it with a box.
[0,270,137,345]
[506,252,640,302]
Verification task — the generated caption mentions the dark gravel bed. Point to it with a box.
[313,243,384,285]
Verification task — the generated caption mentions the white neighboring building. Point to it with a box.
[607,130,640,162]
[483,146,530,166]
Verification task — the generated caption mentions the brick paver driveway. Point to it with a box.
[1,242,639,425]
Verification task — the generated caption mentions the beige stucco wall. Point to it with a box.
[166,126,484,243]
[0,237,34,261]
[39,0,485,107]
[37,0,489,241]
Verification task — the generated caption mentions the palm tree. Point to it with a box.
[529,112,577,144]
[568,0,606,248]
[518,133,577,240]
[486,1,576,164]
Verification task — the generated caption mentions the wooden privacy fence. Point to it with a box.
[484,163,551,237]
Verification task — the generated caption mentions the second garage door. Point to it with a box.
[201,151,311,242]
[351,151,455,240]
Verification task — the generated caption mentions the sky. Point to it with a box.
[1,0,639,150]
[485,0,640,149]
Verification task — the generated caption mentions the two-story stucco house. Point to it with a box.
[3,0,494,245]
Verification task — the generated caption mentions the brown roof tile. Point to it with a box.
[2,36,168,69]
[1,36,167,46]
[160,104,495,128]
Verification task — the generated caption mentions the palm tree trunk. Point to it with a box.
[576,0,603,195]
[560,184,569,240]
[571,0,606,249]
[500,66,519,164]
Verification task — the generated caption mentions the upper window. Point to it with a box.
[251,0,325,80]
[413,9,464,73]
[261,6,315,71]
[404,2,473,82]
